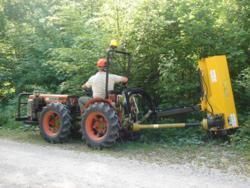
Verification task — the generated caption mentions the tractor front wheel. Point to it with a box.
[81,102,119,148]
[39,103,72,143]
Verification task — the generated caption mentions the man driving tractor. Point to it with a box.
[78,58,128,111]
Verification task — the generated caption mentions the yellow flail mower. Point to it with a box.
[133,55,238,133]
[16,41,238,148]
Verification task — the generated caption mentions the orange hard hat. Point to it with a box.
[96,58,107,68]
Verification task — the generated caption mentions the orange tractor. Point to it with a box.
[16,44,155,148]
[16,43,239,148]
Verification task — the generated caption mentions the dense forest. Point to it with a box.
[0,0,249,145]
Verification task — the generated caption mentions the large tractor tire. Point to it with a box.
[39,103,72,143]
[81,102,119,148]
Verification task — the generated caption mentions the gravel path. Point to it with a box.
[0,139,249,188]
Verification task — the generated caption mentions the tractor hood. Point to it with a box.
[29,94,69,104]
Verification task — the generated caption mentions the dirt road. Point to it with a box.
[0,139,249,188]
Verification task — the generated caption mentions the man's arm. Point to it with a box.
[82,76,94,89]
[120,76,128,83]
[111,74,128,84]
[81,83,89,89]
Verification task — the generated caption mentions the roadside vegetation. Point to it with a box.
[0,0,249,173]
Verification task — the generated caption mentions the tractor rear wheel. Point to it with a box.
[39,103,72,143]
[81,102,119,148]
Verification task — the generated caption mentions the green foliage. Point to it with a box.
[230,113,250,150]
[0,0,249,148]
[140,128,205,146]
[0,101,20,129]
[234,67,250,111]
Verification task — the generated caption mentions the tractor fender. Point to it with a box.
[84,98,113,109]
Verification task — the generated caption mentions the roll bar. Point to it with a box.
[105,48,131,99]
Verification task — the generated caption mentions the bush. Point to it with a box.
[230,113,250,150]
[0,99,21,129]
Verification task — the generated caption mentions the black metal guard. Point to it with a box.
[16,92,32,121]
[105,48,131,99]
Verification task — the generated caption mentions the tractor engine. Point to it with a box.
[17,93,79,124]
